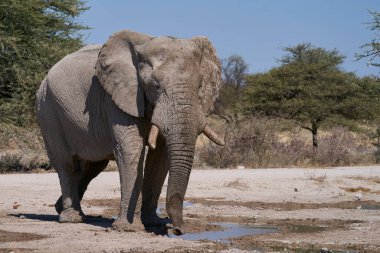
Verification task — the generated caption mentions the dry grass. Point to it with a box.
[197,116,376,168]
[0,117,378,173]
[304,170,327,182]
[223,178,249,190]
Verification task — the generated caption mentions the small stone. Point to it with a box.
[354,193,362,201]
[105,227,111,232]
[19,215,26,219]
[294,188,299,192]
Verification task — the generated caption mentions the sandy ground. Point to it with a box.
[0,166,380,252]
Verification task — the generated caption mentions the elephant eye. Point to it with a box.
[151,76,161,89]
[137,53,153,68]
[137,52,144,61]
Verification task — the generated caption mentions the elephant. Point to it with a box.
[35,30,224,235]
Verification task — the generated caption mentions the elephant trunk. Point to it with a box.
[166,134,196,235]
[149,85,223,235]
[164,104,198,235]
[150,90,199,235]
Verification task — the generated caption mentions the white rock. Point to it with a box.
[354,193,362,201]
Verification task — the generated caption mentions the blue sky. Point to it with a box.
[79,0,379,77]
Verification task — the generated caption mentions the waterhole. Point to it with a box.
[168,222,278,243]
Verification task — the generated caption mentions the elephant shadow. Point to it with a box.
[10,213,114,228]
[10,213,172,235]
[144,224,169,236]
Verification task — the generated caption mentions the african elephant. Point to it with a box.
[36,30,224,235]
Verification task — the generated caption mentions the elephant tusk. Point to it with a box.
[203,125,225,146]
[148,125,159,149]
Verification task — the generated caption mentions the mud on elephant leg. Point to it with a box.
[141,137,170,227]
[55,159,109,215]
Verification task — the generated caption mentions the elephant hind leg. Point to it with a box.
[55,159,109,215]
[38,107,82,221]
[54,156,84,223]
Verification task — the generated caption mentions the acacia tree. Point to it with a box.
[221,55,249,91]
[214,55,248,119]
[243,43,364,148]
[0,0,88,126]
[357,11,380,70]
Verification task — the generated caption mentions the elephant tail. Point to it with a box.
[35,77,48,114]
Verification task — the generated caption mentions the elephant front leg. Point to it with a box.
[141,137,169,227]
[111,125,146,232]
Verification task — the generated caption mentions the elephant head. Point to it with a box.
[95,30,224,234]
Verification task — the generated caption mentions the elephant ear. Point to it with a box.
[95,30,152,117]
[192,37,222,115]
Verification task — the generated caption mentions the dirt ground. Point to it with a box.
[0,166,380,252]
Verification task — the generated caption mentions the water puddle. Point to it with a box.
[183,201,194,208]
[168,222,278,243]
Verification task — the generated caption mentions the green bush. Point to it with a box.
[0,0,89,126]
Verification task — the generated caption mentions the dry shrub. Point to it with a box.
[197,116,306,168]
[0,123,50,172]
[312,126,375,166]
[304,170,327,182]
[0,153,24,173]
[0,152,50,173]
[197,117,375,168]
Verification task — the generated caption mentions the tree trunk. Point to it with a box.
[312,121,318,149]
[302,120,320,150]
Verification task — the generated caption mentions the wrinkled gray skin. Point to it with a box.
[36,30,222,234]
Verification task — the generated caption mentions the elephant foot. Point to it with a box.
[55,196,63,214]
[112,216,145,232]
[59,208,85,223]
[172,226,185,236]
[141,213,170,226]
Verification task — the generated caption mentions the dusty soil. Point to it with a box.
[0,167,380,252]
[0,229,46,243]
